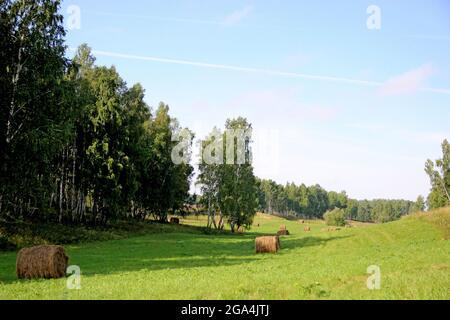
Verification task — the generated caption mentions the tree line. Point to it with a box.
[255,179,426,223]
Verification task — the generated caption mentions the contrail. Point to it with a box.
[69,48,450,95]
[90,12,223,26]
[92,50,382,87]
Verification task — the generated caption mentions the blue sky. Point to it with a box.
[62,0,450,201]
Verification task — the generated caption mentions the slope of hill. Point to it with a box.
[0,208,449,300]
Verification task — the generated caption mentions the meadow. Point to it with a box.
[0,209,449,300]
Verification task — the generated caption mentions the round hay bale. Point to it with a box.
[170,217,180,224]
[277,229,290,236]
[255,236,280,254]
[279,224,287,231]
[304,226,311,232]
[16,245,68,279]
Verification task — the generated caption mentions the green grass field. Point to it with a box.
[0,209,449,300]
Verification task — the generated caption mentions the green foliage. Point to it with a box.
[0,235,16,251]
[344,199,414,223]
[324,208,346,226]
[425,139,450,210]
[197,118,258,232]
[256,179,345,219]
[0,2,194,225]
[0,0,72,220]
[0,219,208,250]
[412,195,426,213]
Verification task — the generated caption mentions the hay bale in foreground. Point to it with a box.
[277,229,290,236]
[170,217,180,224]
[255,236,280,254]
[16,245,68,279]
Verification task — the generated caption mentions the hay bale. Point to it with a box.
[16,245,68,279]
[170,217,180,224]
[299,220,305,224]
[255,236,280,254]
[304,226,311,232]
[327,227,340,232]
[277,229,290,236]
[279,224,287,231]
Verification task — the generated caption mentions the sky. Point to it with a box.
[61,0,450,201]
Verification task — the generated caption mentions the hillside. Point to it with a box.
[0,208,449,300]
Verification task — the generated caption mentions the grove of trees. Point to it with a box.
[0,0,194,225]
[197,118,258,232]
[256,179,417,223]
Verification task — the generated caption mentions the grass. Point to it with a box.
[0,209,449,300]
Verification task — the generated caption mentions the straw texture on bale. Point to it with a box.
[16,245,68,279]
[277,229,290,236]
[170,217,180,224]
[304,226,311,232]
[279,225,287,231]
[255,236,280,253]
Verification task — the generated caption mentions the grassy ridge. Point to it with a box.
[0,209,449,299]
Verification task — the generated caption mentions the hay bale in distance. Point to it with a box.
[255,236,280,254]
[279,224,287,231]
[304,226,311,232]
[170,217,180,224]
[16,245,68,279]
[327,227,341,232]
[277,229,290,236]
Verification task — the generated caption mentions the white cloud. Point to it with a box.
[379,63,435,96]
[222,5,253,26]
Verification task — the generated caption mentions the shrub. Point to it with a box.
[324,208,346,227]
[0,235,17,251]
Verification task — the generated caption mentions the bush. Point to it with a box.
[0,234,17,251]
[324,208,346,227]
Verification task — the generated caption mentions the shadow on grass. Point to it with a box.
[0,228,351,284]
[279,235,352,251]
